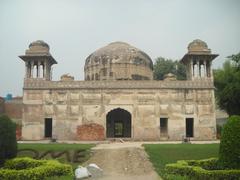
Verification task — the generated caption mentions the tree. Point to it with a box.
[228,52,240,69]
[0,115,17,166]
[153,57,186,80]
[214,52,240,116]
[218,115,240,169]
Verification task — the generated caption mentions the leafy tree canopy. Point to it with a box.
[228,53,240,68]
[214,52,240,116]
[153,57,186,80]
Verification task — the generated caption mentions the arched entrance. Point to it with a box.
[106,108,131,138]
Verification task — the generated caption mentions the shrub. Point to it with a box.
[165,159,240,180]
[218,115,240,169]
[164,173,189,180]
[186,158,219,170]
[0,157,73,180]
[0,115,17,166]
[4,157,44,170]
[216,124,222,139]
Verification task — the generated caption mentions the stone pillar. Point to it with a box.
[40,61,43,78]
[93,64,96,81]
[190,60,193,80]
[28,62,31,78]
[37,61,41,78]
[206,61,210,77]
[193,61,195,78]
[30,61,34,78]
[198,61,202,78]
[44,61,47,79]
[203,60,207,77]
[197,61,200,78]
[43,61,45,78]
[46,65,50,80]
[25,62,28,78]
[50,66,52,80]
[209,61,212,78]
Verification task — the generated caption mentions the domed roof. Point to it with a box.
[29,40,49,49]
[26,40,50,55]
[85,41,153,69]
[19,40,57,64]
[187,39,211,54]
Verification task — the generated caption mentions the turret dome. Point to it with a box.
[188,39,211,54]
[26,40,50,55]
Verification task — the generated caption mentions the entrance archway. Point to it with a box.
[106,108,131,138]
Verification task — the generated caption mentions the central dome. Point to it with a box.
[84,41,153,81]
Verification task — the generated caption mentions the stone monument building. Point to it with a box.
[19,39,218,140]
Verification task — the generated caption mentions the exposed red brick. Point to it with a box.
[4,100,23,119]
[77,123,105,141]
[16,126,22,140]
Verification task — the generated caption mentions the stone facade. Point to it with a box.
[20,40,218,141]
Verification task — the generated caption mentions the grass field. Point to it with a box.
[144,143,219,179]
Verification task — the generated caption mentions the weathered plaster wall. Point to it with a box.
[85,63,153,80]
[22,80,216,141]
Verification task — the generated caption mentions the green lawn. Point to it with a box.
[17,143,94,166]
[144,143,219,179]
[17,143,95,180]
[18,143,94,151]
[16,143,220,179]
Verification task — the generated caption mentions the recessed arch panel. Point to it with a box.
[106,108,131,138]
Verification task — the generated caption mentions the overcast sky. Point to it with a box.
[0,0,239,96]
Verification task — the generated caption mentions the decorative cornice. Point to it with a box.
[23,79,214,90]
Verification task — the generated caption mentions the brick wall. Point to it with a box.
[77,123,105,141]
[16,125,22,140]
[4,97,23,119]
[2,97,23,140]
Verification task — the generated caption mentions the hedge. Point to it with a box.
[218,115,240,169]
[165,158,240,180]
[0,115,17,166]
[0,157,73,180]
[186,158,219,170]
